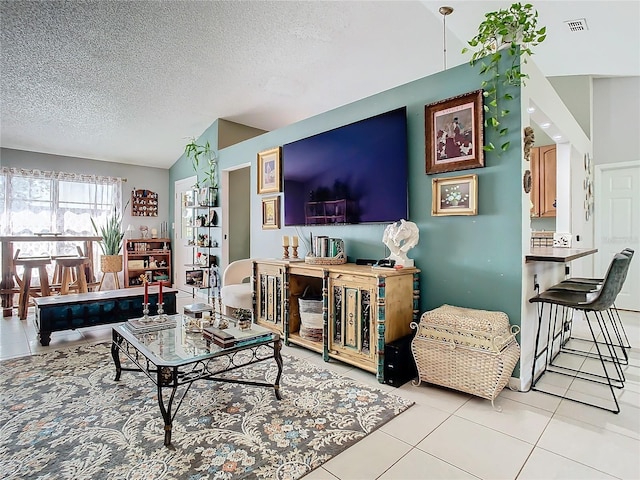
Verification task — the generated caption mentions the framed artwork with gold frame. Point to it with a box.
[432,174,478,216]
[261,195,281,229]
[257,147,282,194]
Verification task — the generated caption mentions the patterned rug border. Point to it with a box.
[0,341,414,479]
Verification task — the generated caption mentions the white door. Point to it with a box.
[595,161,640,311]
[174,177,197,295]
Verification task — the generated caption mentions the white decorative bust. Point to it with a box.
[382,219,419,267]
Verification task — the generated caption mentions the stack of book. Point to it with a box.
[312,236,344,258]
[202,323,274,349]
[202,327,236,348]
[125,316,176,334]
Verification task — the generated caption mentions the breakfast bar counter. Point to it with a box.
[525,247,598,263]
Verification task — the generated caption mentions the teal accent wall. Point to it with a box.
[170,58,524,329]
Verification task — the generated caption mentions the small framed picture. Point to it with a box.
[185,269,204,287]
[262,195,281,229]
[425,90,484,174]
[257,147,282,194]
[432,174,478,216]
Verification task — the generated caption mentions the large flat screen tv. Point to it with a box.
[283,107,408,226]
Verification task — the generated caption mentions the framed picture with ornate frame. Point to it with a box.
[257,147,282,194]
[261,195,281,230]
[432,174,478,216]
[425,89,484,175]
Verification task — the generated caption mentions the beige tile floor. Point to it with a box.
[1,294,638,480]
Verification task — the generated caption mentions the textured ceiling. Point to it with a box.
[1,1,638,169]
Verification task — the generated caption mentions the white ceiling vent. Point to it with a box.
[564,18,589,32]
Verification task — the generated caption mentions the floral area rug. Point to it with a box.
[0,343,413,479]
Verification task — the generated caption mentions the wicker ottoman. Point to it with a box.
[411,304,520,409]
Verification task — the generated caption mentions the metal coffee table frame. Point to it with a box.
[111,321,283,446]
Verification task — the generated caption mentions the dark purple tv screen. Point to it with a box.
[283,107,408,226]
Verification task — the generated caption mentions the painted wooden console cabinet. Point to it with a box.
[252,260,420,382]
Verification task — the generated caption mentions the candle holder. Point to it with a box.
[157,302,165,317]
[141,303,150,322]
[282,245,290,259]
[292,246,299,259]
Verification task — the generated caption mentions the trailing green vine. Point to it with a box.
[462,2,546,152]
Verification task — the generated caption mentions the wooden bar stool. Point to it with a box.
[51,255,79,288]
[55,257,89,295]
[14,255,51,320]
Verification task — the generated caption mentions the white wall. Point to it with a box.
[593,77,640,165]
[548,76,592,140]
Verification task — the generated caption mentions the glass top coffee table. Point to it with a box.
[111,313,282,446]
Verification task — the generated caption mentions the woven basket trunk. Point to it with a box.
[411,335,520,402]
[100,255,123,273]
[411,304,520,406]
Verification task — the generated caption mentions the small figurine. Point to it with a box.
[382,219,419,267]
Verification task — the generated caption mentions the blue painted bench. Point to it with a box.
[33,286,178,346]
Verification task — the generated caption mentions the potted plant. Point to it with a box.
[184,137,219,206]
[462,2,546,152]
[91,202,128,276]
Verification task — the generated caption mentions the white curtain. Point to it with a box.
[0,167,123,258]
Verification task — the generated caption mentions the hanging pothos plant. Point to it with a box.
[462,2,546,152]
[184,138,218,189]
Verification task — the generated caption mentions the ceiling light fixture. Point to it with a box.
[540,122,551,129]
[527,106,536,114]
[439,6,454,70]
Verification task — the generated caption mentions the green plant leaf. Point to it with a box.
[501,141,511,151]
[91,200,129,255]
[483,143,496,152]
[465,1,545,154]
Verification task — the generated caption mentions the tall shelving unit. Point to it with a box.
[184,188,222,305]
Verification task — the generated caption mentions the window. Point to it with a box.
[0,167,123,258]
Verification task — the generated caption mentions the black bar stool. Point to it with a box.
[553,248,634,288]
[529,252,632,413]
[547,248,634,363]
